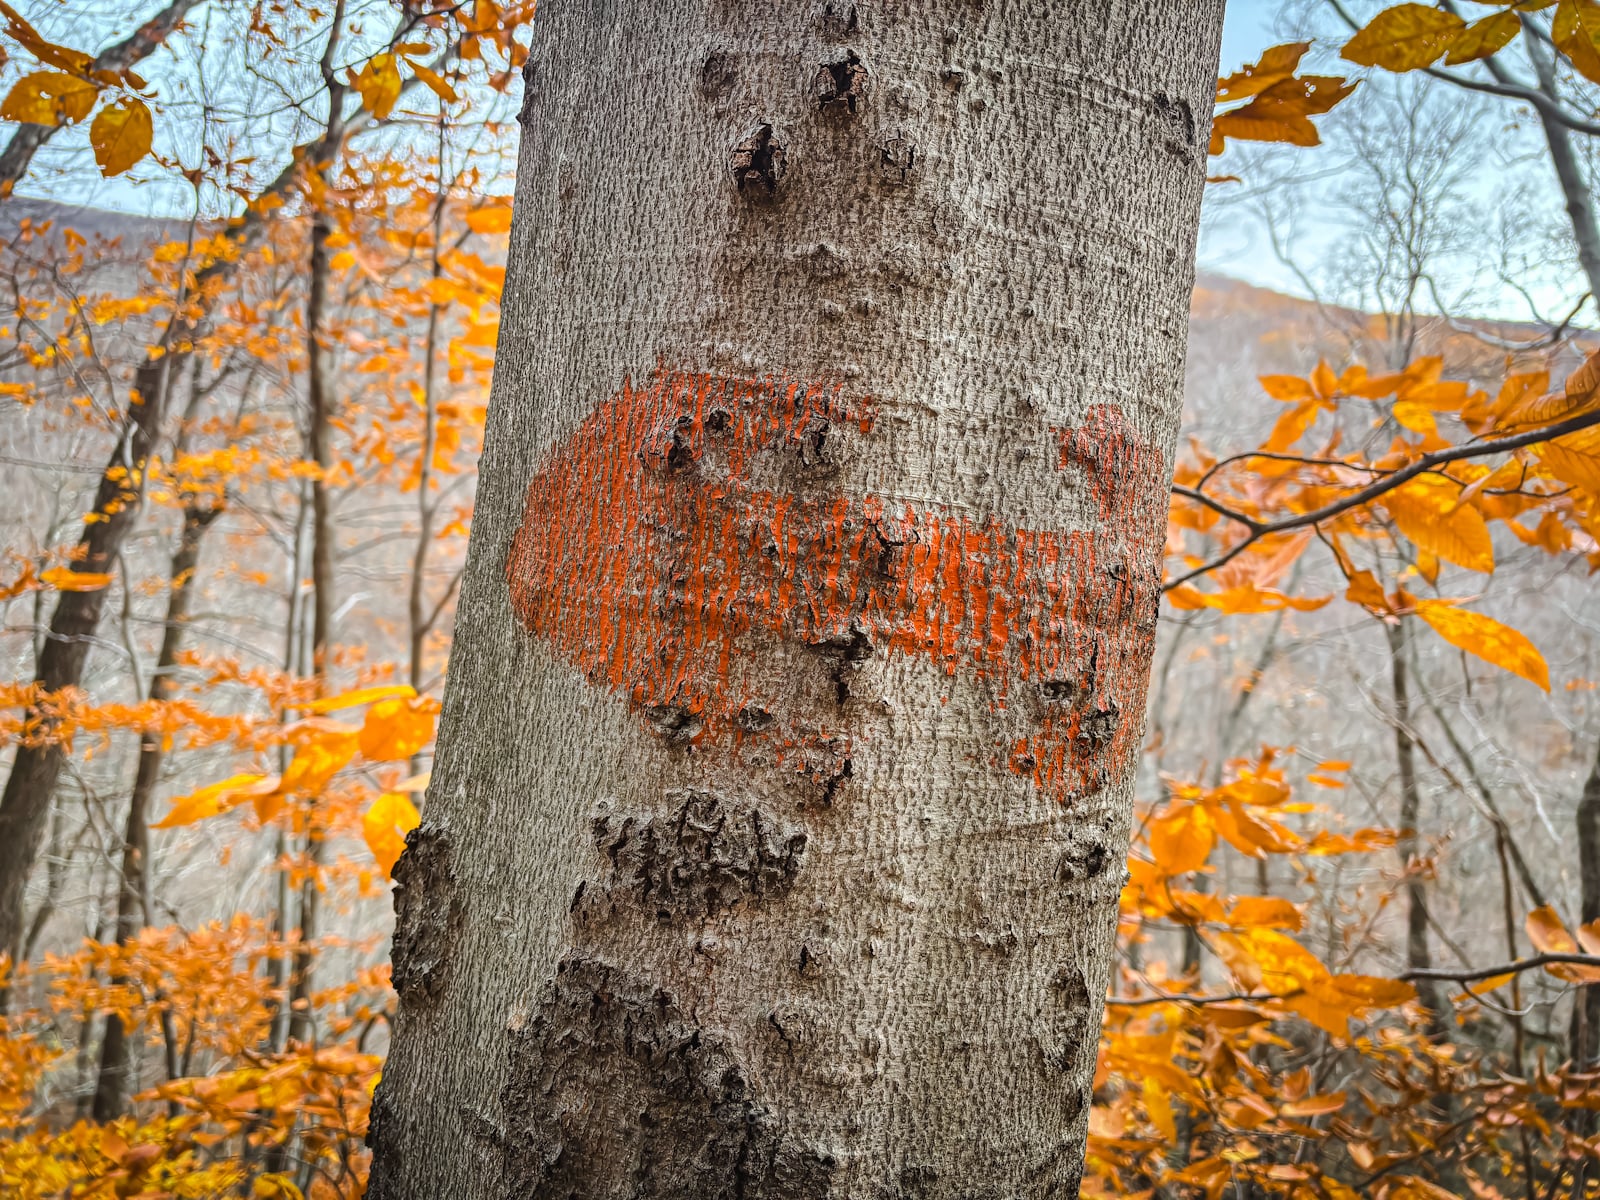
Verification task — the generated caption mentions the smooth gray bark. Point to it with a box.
[370,4,1223,1197]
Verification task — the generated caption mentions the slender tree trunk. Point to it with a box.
[92,494,222,1119]
[1387,619,1446,1031]
[368,4,1223,1197]
[1571,740,1600,1068]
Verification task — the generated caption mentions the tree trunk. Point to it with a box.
[368,4,1222,1197]
[92,495,222,1120]
[1572,740,1600,1068]
[1387,619,1446,1031]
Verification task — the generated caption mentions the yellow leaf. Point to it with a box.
[1443,10,1521,64]
[1217,42,1311,103]
[1142,1076,1177,1141]
[352,52,402,119]
[303,684,416,713]
[39,565,112,591]
[363,792,421,877]
[278,734,358,796]
[1555,0,1600,86]
[1536,426,1600,494]
[1342,4,1466,71]
[1383,478,1494,573]
[154,773,279,828]
[89,96,152,176]
[1258,374,1314,402]
[1414,600,1549,691]
[1227,895,1304,931]
[0,70,97,126]
[358,696,438,761]
[466,204,513,235]
[1279,1091,1346,1118]
[253,1173,305,1200]
[408,60,459,103]
[1463,972,1516,997]
[1148,803,1215,876]
[1526,904,1579,954]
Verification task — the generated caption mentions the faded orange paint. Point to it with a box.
[506,367,1166,804]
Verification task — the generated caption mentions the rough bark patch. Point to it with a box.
[502,954,836,1199]
[390,823,463,1008]
[505,366,1165,805]
[585,791,806,921]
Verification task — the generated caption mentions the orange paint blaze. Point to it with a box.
[507,367,1166,803]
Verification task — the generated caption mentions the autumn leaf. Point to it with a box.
[90,96,153,176]
[1217,42,1310,103]
[1279,1091,1346,1118]
[1536,426,1600,494]
[358,696,437,761]
[1413,599,1549,691]
[1148,802,1215,876]
[1555,0,1600,86]
[1525,904,1600,982]
[1382,477,1494,573]
[466,204,513,235]
[351,52,402,119]
[362,791,420,877]
[407,60,459,103]
[1342,4,1466,71]
[39,565,112,591]
[1443,10,1521,65]
[0,1,92,74]
[0,70,97,125]
[303,683,415,713]
[154,773,280,827]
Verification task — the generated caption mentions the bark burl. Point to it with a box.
[370,3,1223,1197]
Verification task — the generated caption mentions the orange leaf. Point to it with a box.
[1342,4,1466,71]
[1148,803,1215,876]
[1217,42,1310,103]
[303,684,415,713]
[0,70,97,125]
[1443,10,1521,65]
[39,566,112,591]
[1383,477,1494,573]
[351,52,402,119]
[154,773,280,828]
[358,696,437,761]
[1279,1091,1346,1118]
[89,96,152,176]
[1555,0,1600,86]
[1536,426,1600,495]
[1414,600,1549,691]
[363,792,421,877]
[466,203,513,235]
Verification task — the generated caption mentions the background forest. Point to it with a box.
[1,1,1599,1198]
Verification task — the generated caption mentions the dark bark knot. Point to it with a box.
[1056,823,1113,885]
[588,792,807,921]
[813,53,866,114]
[731,124,786,195]
[502,955,836,1199]
[1153,92,1197,163]
[700,49,736,99]
[389,823,464,1010]
[1075,703,1120,753]
[819,4,858,38]
[879,133,916,182]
